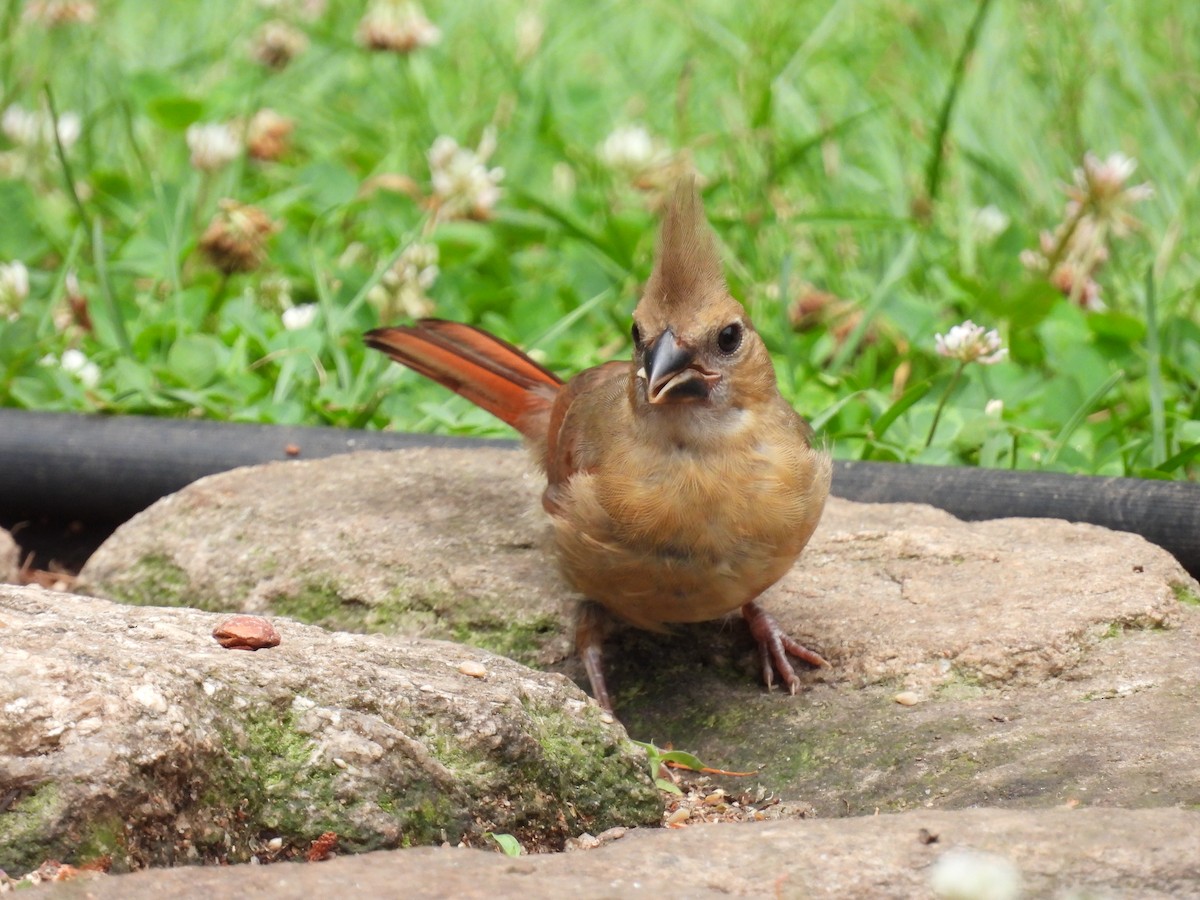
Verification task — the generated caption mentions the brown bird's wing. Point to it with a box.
[364,319,563,449]
[542,360,630,514]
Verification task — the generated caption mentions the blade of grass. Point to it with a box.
[923,0,996,209]
[1142,267,1167,466]
[808,389,863,434]
[1045,369,1125,466]
[45,83,130,354]
[828,232,917,374]
[529,287,615,350]
[509,188,632,275]
[1155,442,1200,476]
[870,377,934,444]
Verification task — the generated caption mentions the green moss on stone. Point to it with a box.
[522,702,661,830]
[1171,582,1200,607]
[109,554,191,607]
[76,816,127,864]
[0,782,63,873]
[936,671,986,700]
[195,705,340,856]
[272,582,349,628]
[452,612,558,664]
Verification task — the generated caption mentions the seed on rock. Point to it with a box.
[665,807,690,825]
[458,660,487,678]
[894,691,921,706]
[212,615,281,651]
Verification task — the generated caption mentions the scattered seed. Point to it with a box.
[665,807,690,825]
[458,660,487,678]
[212,615,280,651]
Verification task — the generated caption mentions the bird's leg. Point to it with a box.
[741,600,829,694]
[575,600,614,712]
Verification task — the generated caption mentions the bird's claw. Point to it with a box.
[742,600,829,694]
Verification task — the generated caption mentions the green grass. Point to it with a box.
[1,0,1197,479]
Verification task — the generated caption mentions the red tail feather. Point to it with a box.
[364,319,562,442]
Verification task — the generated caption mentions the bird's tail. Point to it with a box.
[364,319,563,442]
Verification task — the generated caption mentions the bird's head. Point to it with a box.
[630,178,776,412]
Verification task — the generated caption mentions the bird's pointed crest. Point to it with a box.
[643,177,727,312]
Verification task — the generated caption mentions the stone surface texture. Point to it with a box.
[8,447,1199,896]
[33,808,1200,898]
[0,586,659,875]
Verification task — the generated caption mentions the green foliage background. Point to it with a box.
[1,0,1197,478]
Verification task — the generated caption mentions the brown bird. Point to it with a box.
[365,179,832,712]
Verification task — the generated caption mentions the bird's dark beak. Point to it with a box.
[640,329,719,404]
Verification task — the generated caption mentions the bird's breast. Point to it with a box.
[548,422,829,629]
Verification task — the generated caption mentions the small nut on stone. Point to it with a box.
[213,615,281,651]
[458,660,488,679]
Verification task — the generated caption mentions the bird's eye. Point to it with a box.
[717,322,743,354]
[631,322,642,348]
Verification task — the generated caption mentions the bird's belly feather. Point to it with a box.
[549,443,825,629]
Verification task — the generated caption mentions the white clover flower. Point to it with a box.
[368,242,439,320]
[282,302,318,330]
[0,260,30,318]
[186,122,241,173]
[356,0,441,53]
[970,205,1008,243]
[1072,152,1153,204]
[1021,151,1153,313]
[929,849,1022,900]
[59,348,101,389]
[1066,151,1154,237]
[935,320,1007,366]
[2,103,81,150]
[551,162,576,197]
[514,10,545,63]
[428,129,504,220]
[597,124,670,176]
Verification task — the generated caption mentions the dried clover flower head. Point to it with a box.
[934,320,1007,366]
[23,0,97,26]
[250,19,309,69]
[356,0,441,53]
[199,200,277,274]
[246,109,294,161]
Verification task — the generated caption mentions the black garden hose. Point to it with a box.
[1,409,1197,578]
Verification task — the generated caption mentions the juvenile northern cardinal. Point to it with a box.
[365,179,832,712]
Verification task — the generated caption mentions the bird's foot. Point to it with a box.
[576,600,615,712]
[741,600,829,694]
